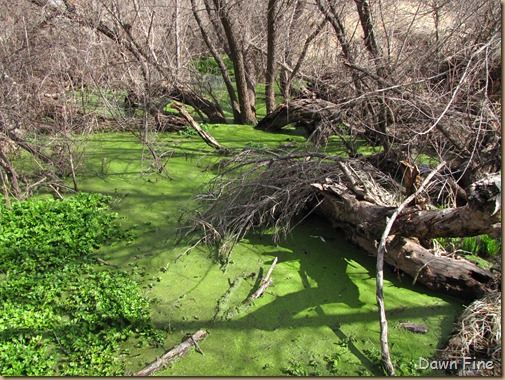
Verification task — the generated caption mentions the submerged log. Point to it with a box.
[132,330,208,376]
[399,322,428,334]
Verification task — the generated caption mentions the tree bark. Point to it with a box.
[312,172,501,242]
[191,0,241,122]
[133,330,208,376]
[375,162,444,377]
[316,0,364,94]
[212,0,257,125]
[311,172,500,300]
[354,0,392,152]
[265,0,277,115]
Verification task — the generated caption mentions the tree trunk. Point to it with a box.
[212,0,257,125]
[354,0,392,152]
[265,0,277,115]
[312,172,501,241]
[191,0,241,122]
[316,0,364,94]
[311,171,500,300]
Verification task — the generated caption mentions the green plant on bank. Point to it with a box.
[194,56,234,76]
[244,140,268,149]
[461,235,500,257]
[0,194,164,376]
[281,347,361,376]
[178,123,211,138]
[435,234,500,270]
[363,346,425,376]
[281,359,309,376]
[0,193,130,273]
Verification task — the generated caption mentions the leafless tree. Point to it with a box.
[0,0,103,200]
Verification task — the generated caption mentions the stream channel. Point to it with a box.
[74,126,463,376]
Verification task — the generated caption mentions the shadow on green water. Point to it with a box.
[148,215,461,375]
[75,131,462,375]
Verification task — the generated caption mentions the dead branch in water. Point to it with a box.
[374,162,445,376]
[132,330,208,376]
[251,257,278,300]
[172,102,229,154]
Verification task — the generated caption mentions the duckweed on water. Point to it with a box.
[2,125,464,375]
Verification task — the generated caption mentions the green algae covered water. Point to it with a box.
[75,126,462,376]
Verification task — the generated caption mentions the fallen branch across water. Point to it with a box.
[132,329,208,376]
[251,257,278,300]
[172,102,229,154]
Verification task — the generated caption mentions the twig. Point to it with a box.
[191,334,204,355]
[251,257,277,300]
[376,161,445,376]
[97,258,117,267]
[412,257,439,285]
[175,237,205,262]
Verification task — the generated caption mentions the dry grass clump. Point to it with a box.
[441,290,501,376]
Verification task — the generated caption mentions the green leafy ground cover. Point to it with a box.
[0,193,164,375]
[58,125,463,376]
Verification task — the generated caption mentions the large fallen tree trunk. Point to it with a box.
[350,234,494,299]
[311,171,500,299]
[184,150,499,300]
[312,172,502,241]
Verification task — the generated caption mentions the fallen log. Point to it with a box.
[313,172,498,299]
[399,322,428,334]
[311,171,501,241]
[350,233,493,300]
[132,330,208,376]
[255,98,341,133]
[172,102,229,154]
[161,84,227,124]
